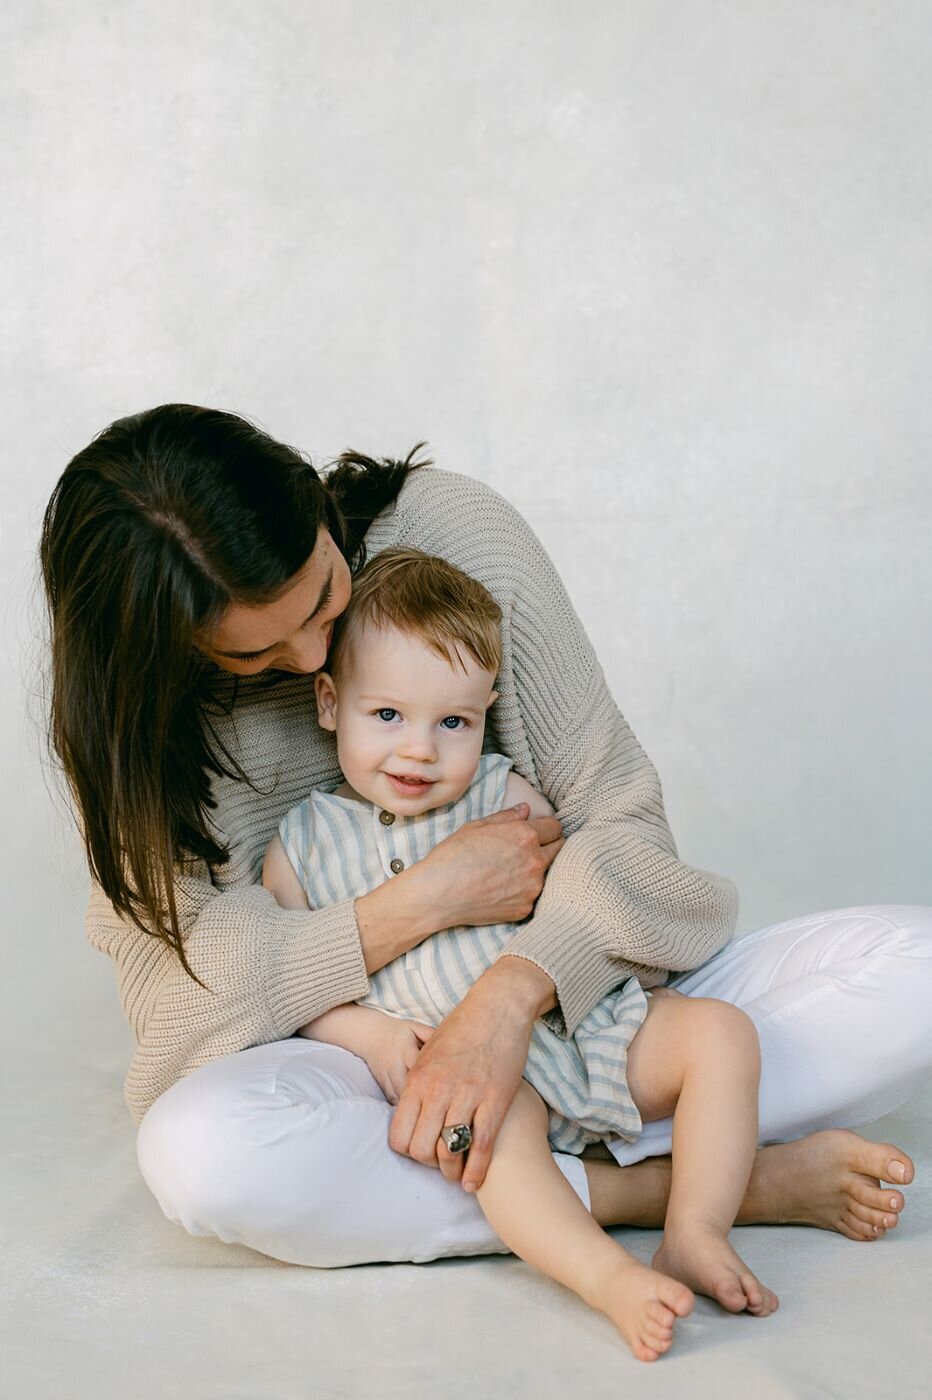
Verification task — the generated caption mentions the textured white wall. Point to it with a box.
[3,2,930,1035]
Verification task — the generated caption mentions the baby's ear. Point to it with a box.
[315,671,338,731]
[486,689,499,711]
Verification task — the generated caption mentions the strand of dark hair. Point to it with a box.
[41,403,432,988]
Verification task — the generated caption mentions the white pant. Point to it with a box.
[137,904,932,1267]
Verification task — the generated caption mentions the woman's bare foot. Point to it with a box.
[741,1129,915,1241]
[594,1257,695,1362]
[586,1129,914,1241]
[653,1228,778,1316]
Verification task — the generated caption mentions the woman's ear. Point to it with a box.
[315,672,338,731]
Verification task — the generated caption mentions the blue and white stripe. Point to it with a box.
[279,753,647,1153]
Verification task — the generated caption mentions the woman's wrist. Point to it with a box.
[473,954,558,1020]
[354,866,444,973]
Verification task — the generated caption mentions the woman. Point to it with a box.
[41,403,930,1267]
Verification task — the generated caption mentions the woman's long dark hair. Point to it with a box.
[40,404,428,982]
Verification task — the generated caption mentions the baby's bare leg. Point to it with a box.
[627,996,779,1316]
[476,1081,693,1362]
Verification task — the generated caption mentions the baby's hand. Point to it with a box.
[365,1017,435,1105]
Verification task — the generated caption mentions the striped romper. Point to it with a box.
[278,753,649,1154]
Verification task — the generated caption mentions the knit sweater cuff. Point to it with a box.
[265,896,371,1037]
[501,911,657,1039]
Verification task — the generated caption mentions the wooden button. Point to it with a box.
[390,858,405,874]
[379,811,396,825]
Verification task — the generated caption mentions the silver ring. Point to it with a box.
[439,1123,473,1155]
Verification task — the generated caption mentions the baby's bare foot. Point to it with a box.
[743,1129,915,1241]
[594,1258,694,1362]
[653,1228,779,1317]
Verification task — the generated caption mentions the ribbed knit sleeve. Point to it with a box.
[86,862,370,1125]
[390,470,739,1038]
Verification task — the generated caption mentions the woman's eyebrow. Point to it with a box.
[216,566,334,659]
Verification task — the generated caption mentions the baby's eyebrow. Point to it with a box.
[359,695,485,717]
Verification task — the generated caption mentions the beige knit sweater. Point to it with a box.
[86,467,739,1124]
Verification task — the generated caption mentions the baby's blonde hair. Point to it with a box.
[326,547,502,681]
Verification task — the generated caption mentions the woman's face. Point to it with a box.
[199,529,353,676]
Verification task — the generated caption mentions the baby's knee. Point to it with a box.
[503,1079,549,1137]
[688,998,760,1066]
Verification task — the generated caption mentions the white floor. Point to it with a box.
[3,964,931,1400]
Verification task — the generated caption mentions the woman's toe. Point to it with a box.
[850,1200,896,1232]
[852,1178,904,1215]
[876,1144,915,1185]
[841,1209,878,1240]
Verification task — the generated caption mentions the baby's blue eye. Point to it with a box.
[440,716,466,730]
[376,708,398,722]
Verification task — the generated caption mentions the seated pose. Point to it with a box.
[41,407,929,1340]
[263,547,777,1360]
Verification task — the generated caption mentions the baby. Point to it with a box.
[263,547,777,1360]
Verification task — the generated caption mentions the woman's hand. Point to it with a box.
[354,804,564,975]
[418,803,564,929]
[389,956,556,1191]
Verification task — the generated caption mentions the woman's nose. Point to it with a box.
[279,631,328,674]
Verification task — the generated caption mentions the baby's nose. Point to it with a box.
[398,729,437,761]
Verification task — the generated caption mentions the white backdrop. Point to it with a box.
[3,1,930,1048]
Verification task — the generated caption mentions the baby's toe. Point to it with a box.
[646,1300,675,1329]
[644,1312,674,1342]
[747,1284,779,1317]
[658,1278,694,1318]
[714,1275,748,1313]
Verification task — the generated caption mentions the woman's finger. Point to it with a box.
[528,816,565,860]
[387,1086,423,1159]
[410,1022,435,1044]
[461,1100,506,1193]
[409,1093,480,1181]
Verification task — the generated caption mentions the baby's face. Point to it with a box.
[315,623,498,816]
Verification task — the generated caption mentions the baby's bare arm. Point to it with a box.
[503,770,556,820]
[262,833,312,910]
[299,1001,389,1053]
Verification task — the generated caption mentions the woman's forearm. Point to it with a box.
[354,866,444,973]
[354,808,565,975]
